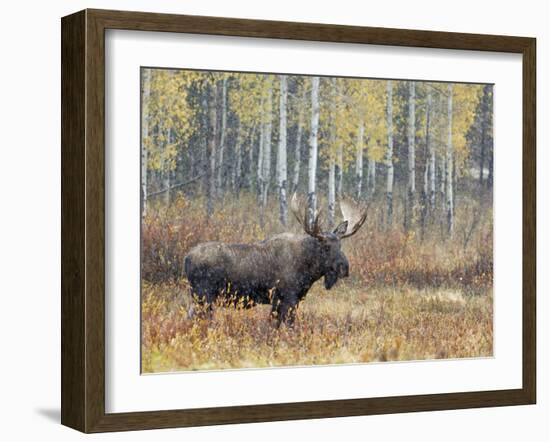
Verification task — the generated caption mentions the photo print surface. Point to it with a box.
[140,68,493,373]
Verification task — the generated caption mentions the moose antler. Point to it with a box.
[290,193,324,239]
[339,198,368,239]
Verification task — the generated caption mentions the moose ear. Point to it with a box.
[333,221,348,237]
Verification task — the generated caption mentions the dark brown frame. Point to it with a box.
[61,8,536,433]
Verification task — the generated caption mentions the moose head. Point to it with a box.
[290,194,368,290]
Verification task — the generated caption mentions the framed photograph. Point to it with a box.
[61,9,536,433]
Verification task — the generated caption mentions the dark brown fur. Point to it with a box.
[184,231,349,325]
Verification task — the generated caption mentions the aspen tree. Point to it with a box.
[385,80,394,226]
[277,75,289,226]
[307,77,320,227]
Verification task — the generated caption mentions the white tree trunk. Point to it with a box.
[162,127,173,206]
[336,144,344,199]
[292,87,306,194]
[328,77,337,228]
[406,80,416,229]
[427,89,436,211]
[200,91,208,195]
[248,145,254,191]
[261,83,273,211]
[386,80,394,226]
[355,121,365,199]
[421,87,432,239]
[367,157,376,198]
[207,83,218,216]
[307,77,320,226]
[233,125,242,194]
[335,80,344,199]
[216,77,228,196]
[247,125,256,190]
[446,83,454,235]
[257,97,265,201]
[328,159,336,228]
[231,139,243,193]
[292,121,302,193]
[277,75,288,226]
[292,124,303,194]
[439,155,446,209]
[141,69,151,218]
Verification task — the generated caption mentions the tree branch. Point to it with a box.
[145,163,223,200]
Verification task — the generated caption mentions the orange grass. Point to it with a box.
[142,281,492,372]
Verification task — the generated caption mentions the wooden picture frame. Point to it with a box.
[61,8,536,433]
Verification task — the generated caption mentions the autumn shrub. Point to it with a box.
[142,194,276,282]
[346,209,493,293]
[141,191,493,372]
[142,191,493,292]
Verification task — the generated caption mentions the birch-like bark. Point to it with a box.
[233,125,242,195]
[355,121,365,199]
[439,155,446,210]
[216,77,228,196]
[292,125,303,194]
[446,83,454,235]
[162,127,172,206]
[336,144,344,199]
[207,83,218,217]
[200,90,208,195]
[292,86,306,194]
[328,159,336,228]
[427,89,436,211]
[307,77,320,227]
[277,75,288,226]
[260,83,273,216]
[328,77,337,228]
[141,69,151,218]
[247,125,256,191]
[386,80,394,226]
[367,158,376,198]
[257,97,265,202]
[421,86,432,239]
[405,80,416,230]
[336,80,344,199]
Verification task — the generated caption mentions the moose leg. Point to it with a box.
[270,298,279,323]
[188,293,211,320]
[187,289,197,319]
[273,292,299,327]
[188,284,218,320]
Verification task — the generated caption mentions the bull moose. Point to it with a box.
[184,195,368,325]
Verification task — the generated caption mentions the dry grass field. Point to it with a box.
[141,194,493,373]
[142,282,492,372]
